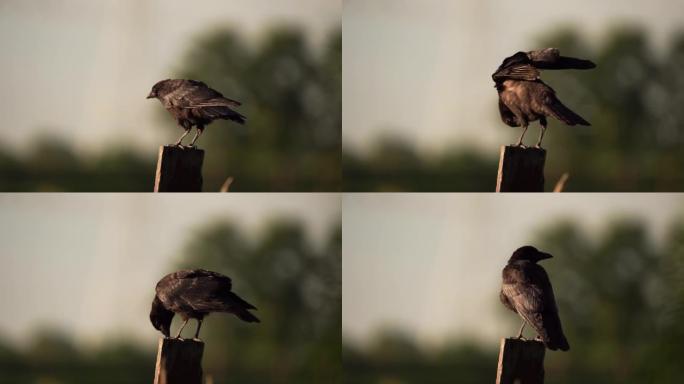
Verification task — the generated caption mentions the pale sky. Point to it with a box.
[0,0,340,154]
[343,0,684,154]
[0,193,340,348]
[342,193,684,349]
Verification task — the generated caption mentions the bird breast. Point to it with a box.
[500,80,547,122]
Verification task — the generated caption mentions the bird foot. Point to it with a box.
[513,142,527,149]
[191,338,203,342]
[534,144,543,149]
[515,335,528,341]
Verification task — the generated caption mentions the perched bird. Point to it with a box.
[150,269,259,339]
[147,79,246,147]
[500,246,569,351]
[492,48,595,148]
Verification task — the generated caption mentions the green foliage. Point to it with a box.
[173,218,342,383]
[174,27,341,191]
[345,27,684,191]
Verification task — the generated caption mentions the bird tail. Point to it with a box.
[227,291,257,310]
[234,308,260,323]
[222,109,246,125]
[544,328,570,351]
[544,97,590,126]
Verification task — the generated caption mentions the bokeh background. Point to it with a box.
[0,194,341,383]
[0,0,341,191]
[343,0,684,191]
[343,194,684,383]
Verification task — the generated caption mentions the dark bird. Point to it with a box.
[492,48,595,148]
[500,246,569,351]
[150,269,259,339]
[147,79,246,147]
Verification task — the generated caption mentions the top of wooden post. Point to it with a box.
[154,145,205,192]
[496,338,546,384]
[154,337,205,384]
[496,145,546,192]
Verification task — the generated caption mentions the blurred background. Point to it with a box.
[0,194,341,383]
[0,0,341,191]
[343,0,684,191]
[343,194,684,383]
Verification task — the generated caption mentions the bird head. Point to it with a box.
[508,245,553,263]
[146,79,172,99]
[149,296,174,337]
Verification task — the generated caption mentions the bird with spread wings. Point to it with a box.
[492,48,596,148]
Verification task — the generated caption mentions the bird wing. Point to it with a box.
[493,48,595,82]
[169,270,257,313]
[527,48,596,70]
[166,80,242,109]
[502,264,568,350]
[492,51,540,82]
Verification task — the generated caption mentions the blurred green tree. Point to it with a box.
[173,218,341,383]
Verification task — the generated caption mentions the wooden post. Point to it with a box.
[154,337,205,384]
[496,146,546,192]
[154,146,204,192]
[495,338,545,384]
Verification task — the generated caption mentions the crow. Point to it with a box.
[500,246,570,351]
[150,269,259,340]
[147,79,246,147]
[492,48,595,148]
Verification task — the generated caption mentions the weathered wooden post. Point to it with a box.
[495,338,545,384]
[154,146,205,192]
[496,146,546,192]
[154,337,205,384]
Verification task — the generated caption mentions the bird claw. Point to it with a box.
[513,143,527,149]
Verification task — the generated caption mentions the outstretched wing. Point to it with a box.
[492,51,540,82]
[527,48,596,70]
[493,48,595,82]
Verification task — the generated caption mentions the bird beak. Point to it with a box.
[146,92,154,99]
[538,252,553,260]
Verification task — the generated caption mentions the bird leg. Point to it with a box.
[516,321,527,340]
[535,119,547,148]
[174,129,191,147]
[514,125,529,148]
[175,318,189,339]
[193,319,203,341]
[188,127,204,148]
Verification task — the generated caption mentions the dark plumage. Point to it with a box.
[500,246,569,351]
[150,269,259,339]
[492,48,595,148]
[147,79,246,147]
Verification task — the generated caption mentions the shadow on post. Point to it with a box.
[496,146,546,192]
[154,146,205,192]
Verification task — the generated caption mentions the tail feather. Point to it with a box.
[234,308,260,323]
[544,97,590,126]
[227,291,257,310]
[200,106,246,124]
